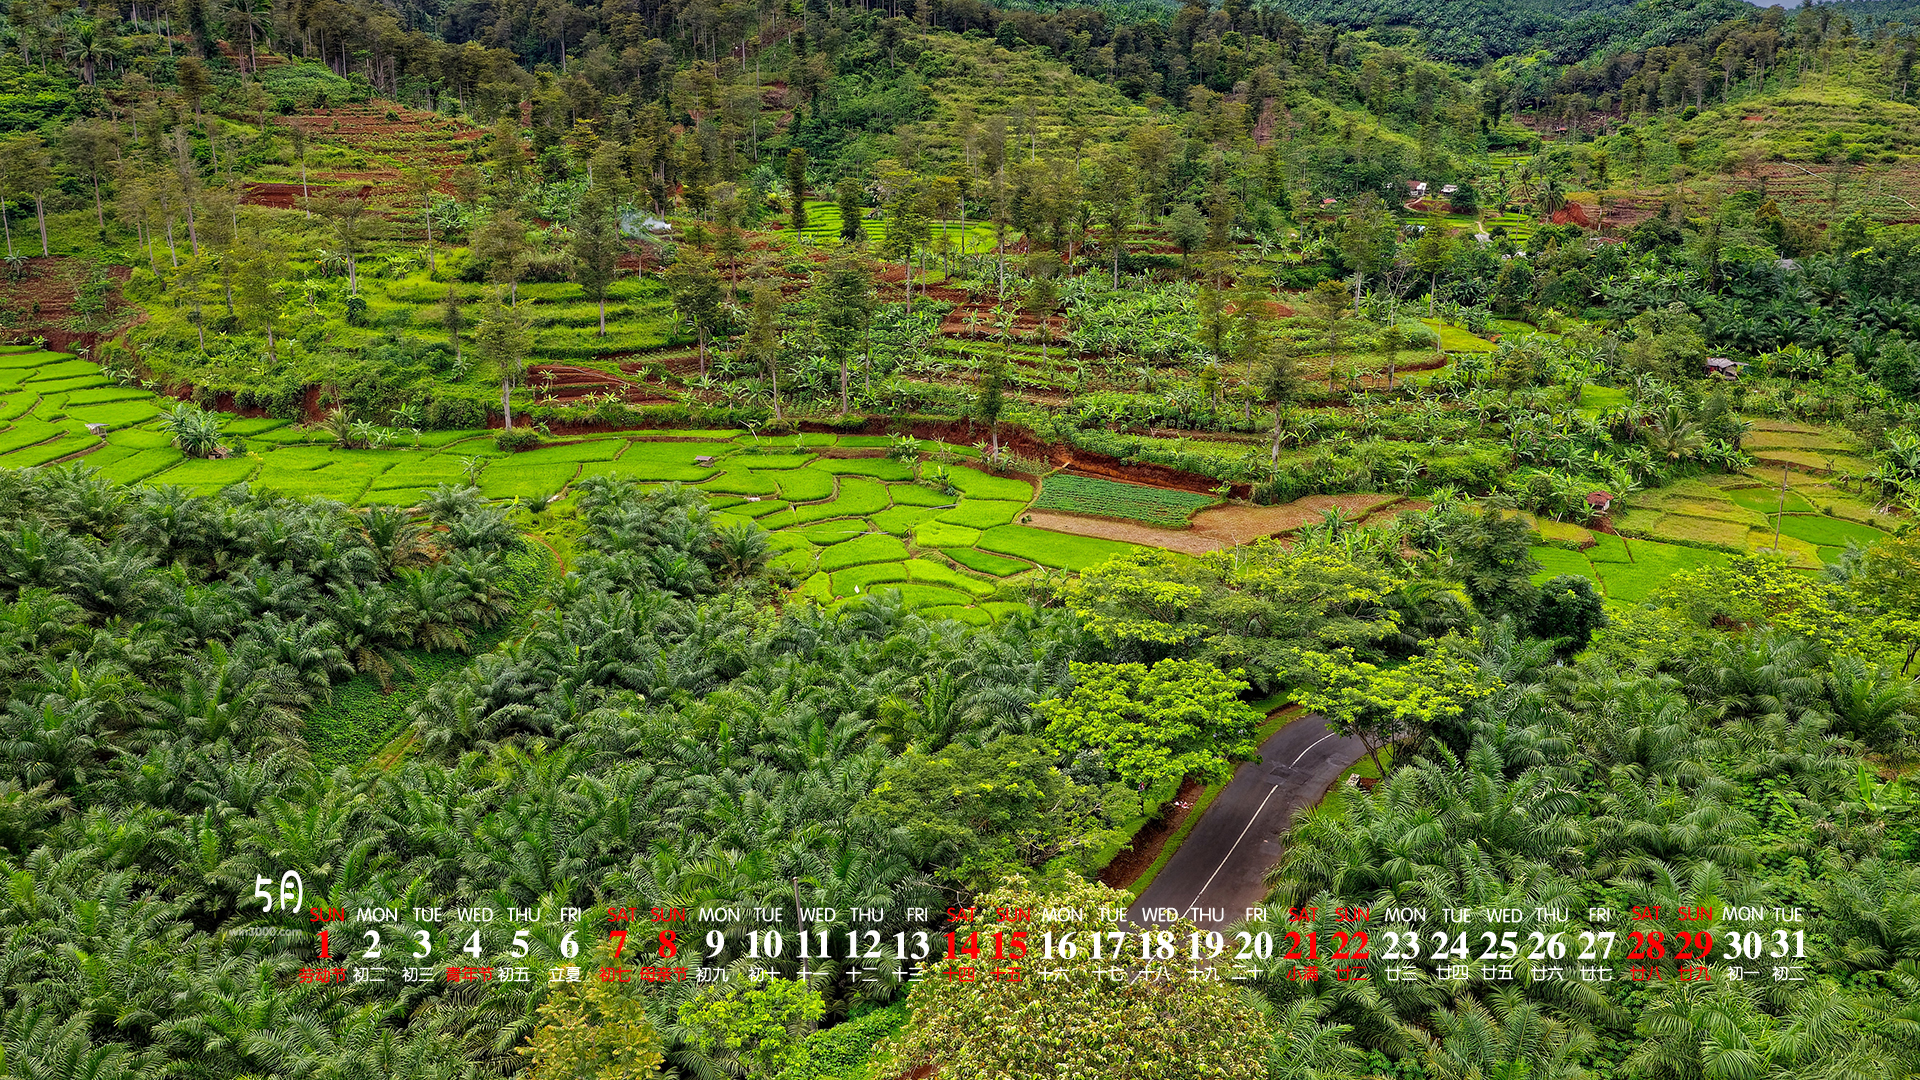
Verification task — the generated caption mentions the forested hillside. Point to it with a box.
[2,0,1919,1073]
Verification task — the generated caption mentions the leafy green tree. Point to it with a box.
[231,237,289,363]
[1438,509,1541,623]
[475,291,532,430]
[1261,345,1299,465]
[879,172,930,312]
[742,277,783,420]
[473,208,530,304]
[664,248,723,379]
[1409,226,1455,315]
[442,281,465,364]
[569,186,621,336]
[310,194,372,295]
[835,179,865,245]
[1334,191,1397,296]
[519,944,665,1080]
[1531,574,1608,656]
[1853,533,1920,673]
[1092,151,1137,288]
[61,119,122,228]
[812,247,873,414]
[1022,258,1060,360]
[858,735,1116,884]
[1035,658,1262,792]
[1623,308,1707,381]
[887,877,1273,1080]
[974,354,1007,457]
[1305,279,1355,390]
[1298,642,1492,776]
[677,979,824,1078]
[0,134,53,256]
[401,165,438,274]
[1166,201,1206,272]
[1061,544,1411,690]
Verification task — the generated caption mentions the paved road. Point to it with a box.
[1129,711,1367,929]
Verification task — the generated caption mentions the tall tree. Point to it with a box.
[1093,152,1137,289]
[401,165,438,273]
[232,233,289,362]
[881,172,927,312]
[813,247,873,415]
[475,291,532,430]
[473,208,529,304]
[7,135,54,256]
[442,282,465,364]
[785,147,808,237]
[62,120,122,228]
[570,186,621,336]
[835,179,865,245]
[974,353,1007,457]
[310,195,372,295]
[664,248,723,379]
[742,277,783,421]
[1305,279,1355,391]
[1334,191,1397,302]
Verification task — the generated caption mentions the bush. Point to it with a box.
[495,428,544,452]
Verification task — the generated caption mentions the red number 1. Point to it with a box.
[319,928,330,959]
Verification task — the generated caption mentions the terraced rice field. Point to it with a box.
[1610,428,1894,567]
[0,345,1123,619]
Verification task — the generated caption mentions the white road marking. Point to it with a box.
[1190,783,1281,911]
[1291,730,1339,768]
[1186,726,1342,916]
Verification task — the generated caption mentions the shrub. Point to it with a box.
[496,428,544,452]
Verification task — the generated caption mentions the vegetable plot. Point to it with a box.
[1034,474,1217,527]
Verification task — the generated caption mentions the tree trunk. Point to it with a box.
[1,203,11,256]
[92,174,105,227]
[347,253,358,295]
[265,323,277,362]
[502,378,513,429]
[839,354,849,415]
[770,354,782,420]
[598,296,607,336]
[1271,403,1283,463]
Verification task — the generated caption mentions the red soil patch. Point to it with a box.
[243,181,372,210]
[0,256,136,355]
[527,362,677,406]
[1550,202,1598,228]
[1099,778,1205,889]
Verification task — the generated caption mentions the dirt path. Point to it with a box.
[1021,494,1412,554]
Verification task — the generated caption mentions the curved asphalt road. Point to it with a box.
[1129,711,1367,929]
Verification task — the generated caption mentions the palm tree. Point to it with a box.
[1645,405,1705,465]
[327,583,414,686]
